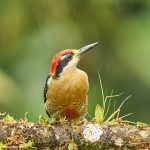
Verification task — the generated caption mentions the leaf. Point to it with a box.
[95,104,104,123]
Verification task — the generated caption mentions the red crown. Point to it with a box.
[50,49,73,76]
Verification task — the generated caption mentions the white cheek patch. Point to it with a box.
[47,77,52,85]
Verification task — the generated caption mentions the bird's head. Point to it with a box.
[50,42,98,79]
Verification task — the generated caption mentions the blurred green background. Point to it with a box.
[0,0,150,122]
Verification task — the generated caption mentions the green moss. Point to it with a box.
[68,140,78,150]
[20,141,36,149]
[39,115,49,127]
[2,114,15,122]
[137,122,148,127]
[0,142,4,150]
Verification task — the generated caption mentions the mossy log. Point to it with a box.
[0,118,150,150]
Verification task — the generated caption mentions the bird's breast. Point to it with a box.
[48,69,88,101]
[46,69,89,119]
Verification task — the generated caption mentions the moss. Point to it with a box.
[0,113,149,149]
[137,122,148,127]
[19,141,36,149]
[39,115,49,127]
[2,114,16,123]
[68,140,78,150]
[0,142,4,150]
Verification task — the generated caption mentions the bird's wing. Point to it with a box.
[43,74,51,103]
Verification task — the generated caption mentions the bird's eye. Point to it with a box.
[66,54,73,60]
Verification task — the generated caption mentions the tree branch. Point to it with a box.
[0,118,150,149]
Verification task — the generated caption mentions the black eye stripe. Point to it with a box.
[66,54,73,60]
[53,53,73,79]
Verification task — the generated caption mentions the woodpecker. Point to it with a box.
[44,42,98,121]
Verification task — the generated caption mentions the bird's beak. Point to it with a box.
[76,42,99,58]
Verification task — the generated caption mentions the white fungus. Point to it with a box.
[82,123,103,142]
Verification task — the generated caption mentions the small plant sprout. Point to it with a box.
[105,95,132,122]
[39,115,50,127]
[94,104,104,123]
[24,112,28,121]
[0,112,6,116]
[94,72,132,123]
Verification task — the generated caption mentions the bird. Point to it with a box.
[44,42,98,121]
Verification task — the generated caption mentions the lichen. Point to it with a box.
[0,114,149,149]
[115,138,124,147]
[139,131,148,138]
[82,123,103,142]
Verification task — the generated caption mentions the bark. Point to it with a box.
[0,118,150,150]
